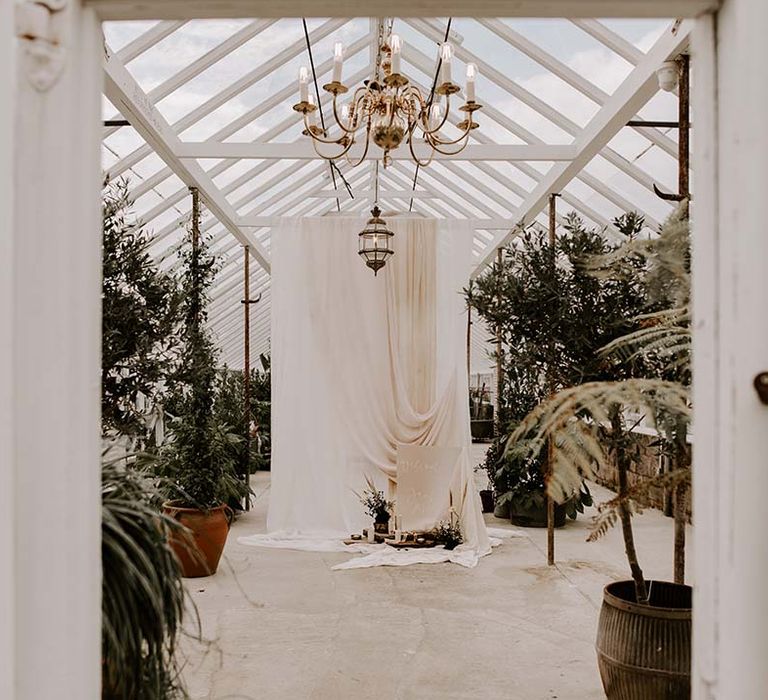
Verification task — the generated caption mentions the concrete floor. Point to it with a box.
[181,449,692,700]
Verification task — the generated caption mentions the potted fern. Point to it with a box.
[510,206,692,699]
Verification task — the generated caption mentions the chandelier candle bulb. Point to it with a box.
[332,41,344,83]
[299,66,309,102]
[440,43,453,84]
[466,63,477,102]
[390,34,402,74]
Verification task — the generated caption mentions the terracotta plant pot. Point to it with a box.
[596,580,692,699]
[162,502,233,578]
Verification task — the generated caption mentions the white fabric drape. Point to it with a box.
[240,215,490,564]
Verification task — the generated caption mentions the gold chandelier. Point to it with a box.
[293,24,481,168]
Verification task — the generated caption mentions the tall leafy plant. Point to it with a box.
[467,213,648,510]
[102,179,182,440]
[509,206,692,603]
[214,355,272,477]
[159,220,245,509]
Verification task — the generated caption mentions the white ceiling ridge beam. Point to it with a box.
[176,141,577,161]
[470,20,692,278]
[310,189,436,199]
[569,19,644,65]
[125,56,371,205]
[115,20,186,64]
[104,54,272,273]
[406,18,678,160]
[105,20,273,138]
[109,17,349,178]
[235,213,518,230]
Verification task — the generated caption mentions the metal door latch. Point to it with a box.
[754,373,768,405]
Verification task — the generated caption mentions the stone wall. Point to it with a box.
[592,432,691,520]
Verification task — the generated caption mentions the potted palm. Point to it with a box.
[510,206,692,699]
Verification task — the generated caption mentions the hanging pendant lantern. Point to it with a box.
[358,206,394,276]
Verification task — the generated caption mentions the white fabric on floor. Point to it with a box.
[239,215,491,566]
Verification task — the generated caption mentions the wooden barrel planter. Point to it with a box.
[596,580,692,699]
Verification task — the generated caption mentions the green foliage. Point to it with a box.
[354,475,394,522]
[158,222,245,509]
[213,356,272,475]
[433,519,463,550]
[101,179,182,440]
[102,456,192,700]
[507,205,692,601]
[467,212,649,503]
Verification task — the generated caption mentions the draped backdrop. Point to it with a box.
[265,215,490,556]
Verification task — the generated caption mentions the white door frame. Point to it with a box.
[6,1,766,698]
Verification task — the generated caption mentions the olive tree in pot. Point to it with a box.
[157,210,243,578]
[510,207,693,699]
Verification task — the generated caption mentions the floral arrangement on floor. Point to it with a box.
[354,475,394,523]
[433,519,463,550]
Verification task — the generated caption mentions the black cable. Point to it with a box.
[302,19,353,211]
[408,18,452,213]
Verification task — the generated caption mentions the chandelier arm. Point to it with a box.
[425,134,472,157]
[331,93,362,136]
[408,130,436,168]
[418,93,452,137]
[426,118,476,147]
[344,126,371,167]
[301,111,356,147]
[308,129,356,161]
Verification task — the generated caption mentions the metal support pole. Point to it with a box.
[678,54,691,201]
[673,53,690,584]
[495,248,503,437]
[546,192,558,567]
[242,246,251,511]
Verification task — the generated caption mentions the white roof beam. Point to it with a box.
[126,55,371,206]
[479,17,677,156]
[91,1,721,22]
[570,19,644,65]
[402,38,668,213]
[407,18,677,160]
[471,21,691,277]
[105,21,273,138]
[109,18,349,178]
[115,20,186,64]
[104,53,271,272]
[175,141,577,161]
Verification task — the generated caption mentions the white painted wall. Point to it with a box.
[11,3,103,698]
[0,2,16,697]
[692,0,768,697]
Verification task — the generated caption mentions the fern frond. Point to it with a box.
[508,379,691,499]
